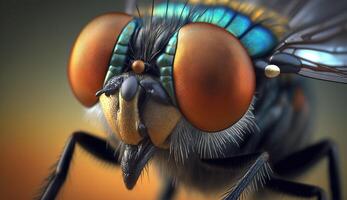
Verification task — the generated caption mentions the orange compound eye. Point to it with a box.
[173,23,255,132]
[68,13,132,107]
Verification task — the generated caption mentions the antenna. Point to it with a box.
[125,0,138,14]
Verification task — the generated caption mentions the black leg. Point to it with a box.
[267,176,327,200]
[273,140,341,200]
[37,131,120,200]
[158,179,176,200]
[202,152,271,200]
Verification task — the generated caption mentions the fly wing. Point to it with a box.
[269,12,347,83]
[287,0,347,29]
[125,0,138,14]
[253,0,347,30]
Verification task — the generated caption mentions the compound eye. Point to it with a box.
[68,13,132,107]
[173,23,255,132]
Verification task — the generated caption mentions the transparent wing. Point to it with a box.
[251,0,347,30]
[269,12,347,83]
[125,0,138,14]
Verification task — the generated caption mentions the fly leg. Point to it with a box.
[266,176,327,200]
[37,131,120,200]
[273,139,341,200]
[202,152,271,200]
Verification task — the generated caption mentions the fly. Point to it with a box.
[37,0,347,199]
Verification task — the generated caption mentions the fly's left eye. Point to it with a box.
[171,23,255,132]
[68,13,132,107]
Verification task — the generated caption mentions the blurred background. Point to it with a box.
[0,0,346,199]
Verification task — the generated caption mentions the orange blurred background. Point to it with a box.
[0,1,346,200]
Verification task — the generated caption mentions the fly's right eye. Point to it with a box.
[68,13,132,107]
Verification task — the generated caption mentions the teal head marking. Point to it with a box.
[104,20,138,84]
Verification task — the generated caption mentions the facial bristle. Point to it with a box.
[168,99,259,163]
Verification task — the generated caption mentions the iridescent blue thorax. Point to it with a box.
[154,3,279,58]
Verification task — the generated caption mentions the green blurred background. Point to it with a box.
[0,0,346,199]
